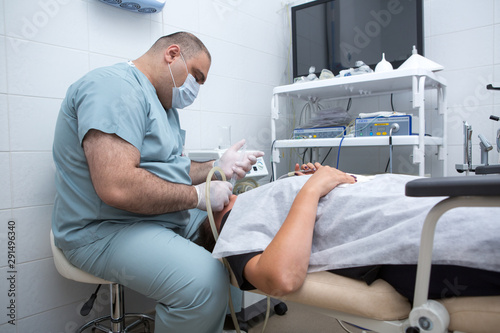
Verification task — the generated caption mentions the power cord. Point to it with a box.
[388,123,399,173]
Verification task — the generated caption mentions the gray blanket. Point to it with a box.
[212,174,500,273]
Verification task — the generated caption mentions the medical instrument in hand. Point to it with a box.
[277,168,316,180]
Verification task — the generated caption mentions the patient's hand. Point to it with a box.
[302,163,356,197]
[294,162,317,175]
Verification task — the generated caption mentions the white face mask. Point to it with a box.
[168,52,200,109]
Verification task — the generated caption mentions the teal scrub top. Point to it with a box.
[52,62,192,250]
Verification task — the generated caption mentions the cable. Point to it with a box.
[320,147,333,164]
[206,168,269,333]
[298,102,312,128]
[346,98,352,112]
[205,167,242,333]
[336,319,358,333]
[301,148,309,165]
[390,93,395,111]
[260,296,272,333]
[205,166,225,242]
[270,140,277,182]
[389,134,394,173]
[336,136,345,169]
[233,179,259,194]
[388,124,399,173]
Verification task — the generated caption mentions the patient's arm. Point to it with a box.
[243,163,355,297]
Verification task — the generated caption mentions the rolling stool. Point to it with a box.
[50,231,154,332]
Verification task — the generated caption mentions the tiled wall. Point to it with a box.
[425,0,500,175]
[0,0,288,332]
[0,0,499,332]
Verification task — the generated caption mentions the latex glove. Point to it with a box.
[194,181,233,212]
[214,139,265,180]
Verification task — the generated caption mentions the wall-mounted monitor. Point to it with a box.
[291,0,423,79]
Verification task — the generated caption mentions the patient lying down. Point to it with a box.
[197,163,500,301]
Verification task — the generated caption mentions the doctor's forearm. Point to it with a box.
[98,167,198,214]
[189,160,217,185]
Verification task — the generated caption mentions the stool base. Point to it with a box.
[77,313,154,333]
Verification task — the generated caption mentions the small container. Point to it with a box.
[375,53,393,73]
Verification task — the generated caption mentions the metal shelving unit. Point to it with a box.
[271,68,448,177]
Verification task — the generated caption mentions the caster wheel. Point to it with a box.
[239,322,249,332]
[274,302,288,316]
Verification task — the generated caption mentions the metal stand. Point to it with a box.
[77,284,154,333]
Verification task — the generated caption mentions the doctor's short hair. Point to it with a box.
[151,31,211,62]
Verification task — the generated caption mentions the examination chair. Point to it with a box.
[237,175,500,333]
[50,231,154,333]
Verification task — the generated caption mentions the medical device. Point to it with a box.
[491,114,500,155]
[97,0,166,13]
[354,115,412,137]
[187,149,268,180]
[455,122,474,174]
[292,126,345,139]
[456,120,498,174]
[487,83,500,163]
[478,133,493,165]
[497,128,500,154]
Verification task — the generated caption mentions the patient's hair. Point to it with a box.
[195,210,232,253]
[195,217,216,252]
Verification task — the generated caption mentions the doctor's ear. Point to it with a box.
[165,45,181,63]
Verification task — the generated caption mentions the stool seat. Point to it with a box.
[50,231,112,285]
[50,230,154,333]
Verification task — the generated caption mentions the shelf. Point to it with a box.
[273,68,446,101]
[274,136,443,149]
[271,67,448,177]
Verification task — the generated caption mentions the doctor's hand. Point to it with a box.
[194,181,233,212]
[302,163,356,198]
[215,139,265,180]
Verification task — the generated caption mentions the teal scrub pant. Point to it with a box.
[63,209,229,333]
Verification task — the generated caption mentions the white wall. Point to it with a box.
[0,0,289,332]
[0,0,499,332]
[425,0,500,175]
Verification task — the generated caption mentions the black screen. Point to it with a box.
[291,0,423,78]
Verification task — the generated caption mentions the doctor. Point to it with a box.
[52,31,262,333]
